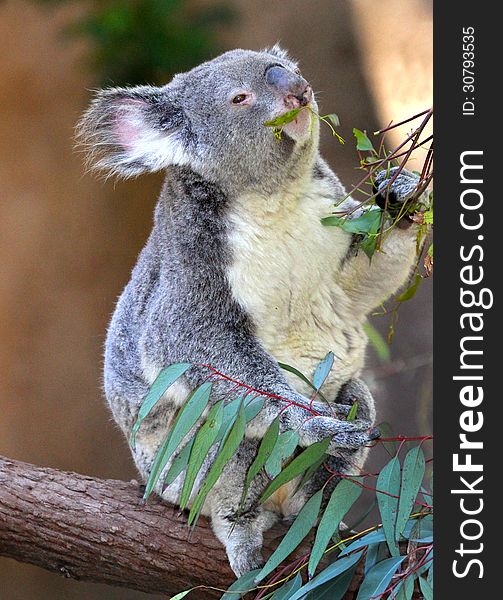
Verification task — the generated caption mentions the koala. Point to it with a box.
[78,46,423,577]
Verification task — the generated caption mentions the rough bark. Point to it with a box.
[0,455,421,599]
[0,455,304,598]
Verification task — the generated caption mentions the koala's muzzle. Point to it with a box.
[265,65,312,108]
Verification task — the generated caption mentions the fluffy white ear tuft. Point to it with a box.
[76,86,190,178]
[265,44,292,62]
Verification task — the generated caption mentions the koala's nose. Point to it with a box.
[265,65,312,107]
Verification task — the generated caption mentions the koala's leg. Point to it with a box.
[205,438,278,577]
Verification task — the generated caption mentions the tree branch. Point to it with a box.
[0,455,302,598]
[0,455,421,599]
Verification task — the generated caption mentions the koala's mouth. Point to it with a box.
[280,106,313,142]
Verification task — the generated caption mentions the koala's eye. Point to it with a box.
[232,93,250,105]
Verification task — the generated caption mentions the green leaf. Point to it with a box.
[247,417,281,485]
[265,430,299,479]
[216,396,264,443]
[395,574,415,600]
[427,564,434,587]
[346,401,358,421]
[264,108,303,127]
[419,575,434,600]
[220,568,261,599]
[287,551,364,600]
[423,209,434,225]
[395,446,426,537]
[363,321,390,362]
[356,556,406,600]
[308,479,362,576]
[396,274,422,303]
[293,453,326,495]
[339,530,386,557]
[376,456,401,556]
[305,566,356,600]
[239,417,281,511]
[402,515,433,542]
[130,362,192,448]
[260,438,330,503]
[163,436,195,488]
[180,400,225,509]
[324,113,340,127]
[278,362,328,402]
[321,209,381,234]
[271,573,302,599]
[189,403,246,525]
[144,382,212,499]
[256,489,323,582]
[313,351,335,390]
[168,590,195,600]
[365,542,382,575]
[353,128,375,152]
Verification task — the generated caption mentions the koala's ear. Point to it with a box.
[77,85,189,178]
[265,44,292,62]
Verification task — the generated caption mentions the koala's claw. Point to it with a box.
[373,167,426,215]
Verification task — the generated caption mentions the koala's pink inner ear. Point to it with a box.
[112,98,149,151]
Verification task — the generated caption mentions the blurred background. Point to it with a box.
[0,0,432,597]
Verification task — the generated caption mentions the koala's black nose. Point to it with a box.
[265,65,311,106]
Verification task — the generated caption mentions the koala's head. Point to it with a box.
[78,46,319,195]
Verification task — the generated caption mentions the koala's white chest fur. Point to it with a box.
[227,179,367,400]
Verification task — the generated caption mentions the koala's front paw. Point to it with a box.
[302,415,380,452]
[336,378,376,423]
[373,167,426,217]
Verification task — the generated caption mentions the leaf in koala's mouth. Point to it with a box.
[263,107,308,140]
[263,108,304,128]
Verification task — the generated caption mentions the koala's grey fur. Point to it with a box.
[78,46,422,577]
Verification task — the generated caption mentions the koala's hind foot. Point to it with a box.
[211,506,277,577]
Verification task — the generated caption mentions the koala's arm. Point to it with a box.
[331,167,423,318]
[338,223,418,318]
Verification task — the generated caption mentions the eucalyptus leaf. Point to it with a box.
[220,568,261,599]
[339,529,386,557]
[396,273,422,303]
[260,438,330,503]
[144,382,212,499]
[287,550,364,600]
[264,108,303,127]
[394,574,415,600]
[419,575,434,600]
[265,430,299,479]
[163,436,195,488]
[189,402,246,525]
[356,556,405,600]
[168,590,194,600]
[271,573,302,599]
[180,400,224,509]
[130,362,192,449]
[363,321,390,362]
[305,566,356,600]
[353,127,375,152]
[376,456,401,556]
[396,446,426,537]
[321,209,381,234]
[256,489,323,582]
[308,478,362,576]
[313,351,335,390]
[346,401,358,421]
